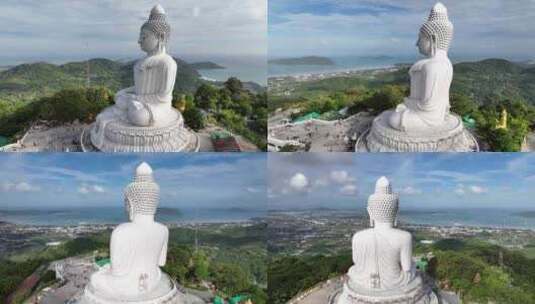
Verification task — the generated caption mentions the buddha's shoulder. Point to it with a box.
[138,54,176,69]
[391,229,412,240]
[420,57,451,70]
[112,222,168,235]
[353,228,374,239]
[354,228,411,240]
[111,222,134,235]
[152,54,177,67]
[154,222,169,234]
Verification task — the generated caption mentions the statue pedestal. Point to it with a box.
[84,108,199,152]
[336,275,438,304]
[356,111,478,152]
[78,272,186,304]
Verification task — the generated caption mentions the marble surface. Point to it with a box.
[359,111,478,152]
[337,177,438,304]
[359,3,477,152]
[77,162,186,304]
[88,4,195,152]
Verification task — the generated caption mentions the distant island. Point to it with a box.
[514,211,535,218]
[269,56,335,66]
[190,61,225,70]
[158,207,182,216]
[357,55,395,61]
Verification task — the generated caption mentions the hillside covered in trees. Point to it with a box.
[0,58,267,150]
[1,223,267,304]
[269,59,535,151]
[268,239,535,304]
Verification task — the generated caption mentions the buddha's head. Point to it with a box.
[124,162,160,221]
[417,2,453,56]
[139,4,171,54]
[367,176,399,227]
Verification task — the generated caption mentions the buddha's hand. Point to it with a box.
[394,103,407,112]
[116,87,134,96]
[115,93,135,111]
[128,101,152,127]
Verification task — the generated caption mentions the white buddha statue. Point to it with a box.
[337,177,437,304]
[79,162,185,304]
[87,4,196,152]
[358,2,477,152]
[388,2,453,132]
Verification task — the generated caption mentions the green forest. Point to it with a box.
[0,58,267,150]
[268,239,535,304]
[0,224,267,304]
[270,59,535,151]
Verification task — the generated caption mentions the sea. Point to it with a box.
[268,55,416,77]
[397,209,535,230]
[2,207,535,229]
[0,54,267,86]
[267,54,511,77]
[273,208,535,230]
[0,207,265,226]
[193,55,267,86]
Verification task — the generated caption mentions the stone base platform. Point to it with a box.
[335,277,438,304]
[77,274,187,304]
[82,109,199,152]
[356,111,478,152]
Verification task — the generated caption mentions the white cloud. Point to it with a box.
[15,182,39,192]
[246,186,262,193]
[455,184,487,196]
[92,185,105,193]
[270,0,535,59]
[78,184,106,195]
[400,186,421,195]
[0,0,266,60]
[78,186,89,194]
[340,184,357,196]
[330,170,355,184]
[313,177,329,187]
[1,181,40,192]
[289,172,309,191]
[469,185,487,194]
[454,184,466,196]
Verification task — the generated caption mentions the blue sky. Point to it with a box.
[269,0,535,59]
[268,153,535,210]
[0,153,266,210]
[0,0,266,64]
[2,153,535,212]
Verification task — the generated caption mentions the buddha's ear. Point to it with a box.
[430,34,437,56]
[125,197,134,221]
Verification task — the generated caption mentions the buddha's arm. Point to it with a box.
[352,235,359,264]
[117,86,135,95]
[139,62,177,104]
[159,229,169,267]
[110,228,133,276]
[400,234,413,272]
[416,65,438,110]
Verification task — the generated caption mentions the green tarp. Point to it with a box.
[229,294,249,304]
[292,112,321,123]
[0,136,9,147]
[416,258,428,272]
[95,258,111,267]
[463,115,476,129]
[211,131,233,140]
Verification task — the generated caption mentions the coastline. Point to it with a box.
[268,64,398,81]
[268,209,535,231]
